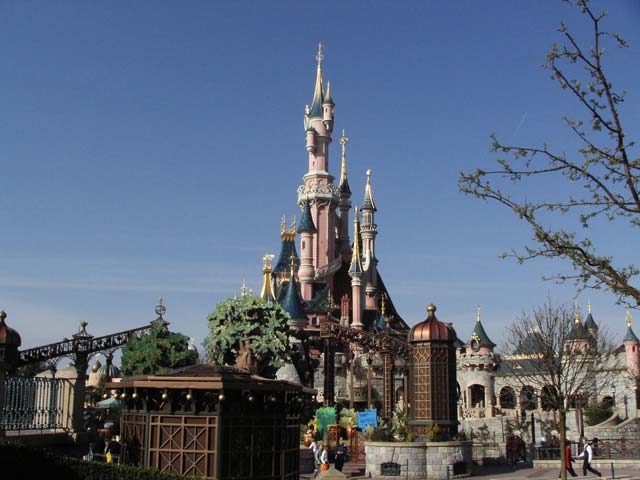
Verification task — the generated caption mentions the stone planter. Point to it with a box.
[365,440,473,480]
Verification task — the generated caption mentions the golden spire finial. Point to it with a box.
[381,295,386,316]
[588,301,592,315]
[289,254,296,276]
[574,303,581,324]
[281,215,286,234]
[290,217,297,234]
[627,308,632,328]
[366,169,372,183]
[260,254,275,301]
[241,279,247,297]
[316,42,324,67]
[477,306,481,323]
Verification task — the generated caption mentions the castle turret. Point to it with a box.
[297,199,317,301]
[348,206,364,330]
[299,43,339,281]
[624,309,640,378]
[467,306,496,355]
[566,304,592,352]
[584,302,599,339]
[360,170,378,310]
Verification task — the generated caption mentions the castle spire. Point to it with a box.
[260,254,276,301]
[349,206,363,275]
[476,306,481,323]
[362,169,377,212]
[339,130,351,195]
[624,308,640,343]
[309,42,325,118]
[280,255,308,329]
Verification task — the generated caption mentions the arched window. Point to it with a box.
[499,386,516,409]
[541,386,557,411]
[469,384,485,408]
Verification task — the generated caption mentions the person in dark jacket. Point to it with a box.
[334,440,348,471]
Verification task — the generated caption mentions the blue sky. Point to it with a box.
[1,1,639,356]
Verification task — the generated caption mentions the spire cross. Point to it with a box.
[315,42,324,66]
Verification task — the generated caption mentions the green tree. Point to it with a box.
[120,322,198,377]
[459,0,639,307]
[203,295,290,378]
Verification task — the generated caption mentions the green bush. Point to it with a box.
[0,444,198,480]
[584,401,613,426]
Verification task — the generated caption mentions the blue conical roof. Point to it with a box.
[274,238,299,274]
[624,326,640,344]
[309,64,324,118]
[297,200,317,233]
[280,273,307,323]
[584,313,598,331]
[469,318,496,348]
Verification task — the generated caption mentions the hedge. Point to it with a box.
[0,444,201,480]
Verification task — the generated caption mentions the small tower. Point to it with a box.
[322,81,335,132]
[337,130,352,257]
[360,170,379,310]
[297,200,317,301]
[467,306,496,355]
[584,302,599,339]
[348,206,364,330]
[408,304,458,440]
[566,304,592,352]
[260,254,276,302]
[280,256,308,330]
[623,309,640,379]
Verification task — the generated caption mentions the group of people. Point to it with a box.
[309,439,349,476]
[559,437,602,478]
[91,431,122,464]
[506,435,527,466]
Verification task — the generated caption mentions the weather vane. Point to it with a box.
[316,42,324,66]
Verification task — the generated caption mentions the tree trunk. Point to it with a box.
[559,409,567,480]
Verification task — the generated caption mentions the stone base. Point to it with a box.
[365,440,473,480]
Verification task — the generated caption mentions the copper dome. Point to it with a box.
[408,304,455,343]
[0,311,22,347]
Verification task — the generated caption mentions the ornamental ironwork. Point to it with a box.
[319,319,410,359]
[381,462,401,476]
[1,376,72,431]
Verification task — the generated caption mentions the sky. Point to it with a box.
[1,1,640,358]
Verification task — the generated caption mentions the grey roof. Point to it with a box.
[297,200,317,233]
[624,326,640,344]
[280,274,307,322]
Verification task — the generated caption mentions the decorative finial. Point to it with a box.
[249,288,253,296]
[427,304,436,316]
[381,296,386,316]
[281,215,286,234]
[587,301,592,314]
[477,306,481,323]
[366,169,372,182]
[289,254,296,276]
[627,308,632,328]
[574,303,581,324]
[0,310,6,322]
[327,288,335,311]
[155,297,166,318]
[290,217,297,234]
[316,42,324,67]
[241,279,247,297]
[262,254,275,273]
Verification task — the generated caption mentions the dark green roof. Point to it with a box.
[584,313,598,331]
[624,326,640,344]
[362,190,376,212]
[309,66,324,118]
[469,320,496,348]
[339,177,351,196]
[323,81,334,106]
[297,200,317,233]
[569,320,592,341]
[280,274,307,322]
[274,239,299,274]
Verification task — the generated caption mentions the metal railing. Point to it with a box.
[1,376,72,431]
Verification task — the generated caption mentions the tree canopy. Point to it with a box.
[203,295,290,378]
[459,0,639,307]
[120,322,198,377]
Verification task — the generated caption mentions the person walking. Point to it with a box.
[334,440,348,472]
[577,437,602,477]
[312,442,322,478]
[558,442,577,478]
[320,445,329,473]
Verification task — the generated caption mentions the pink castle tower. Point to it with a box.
[299,43,339,286]
[348,206,364,330]
[624,309,640,379]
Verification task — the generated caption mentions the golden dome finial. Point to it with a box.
[477,306,481,323]
[627,308,632,328]
[427,303,436,316]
